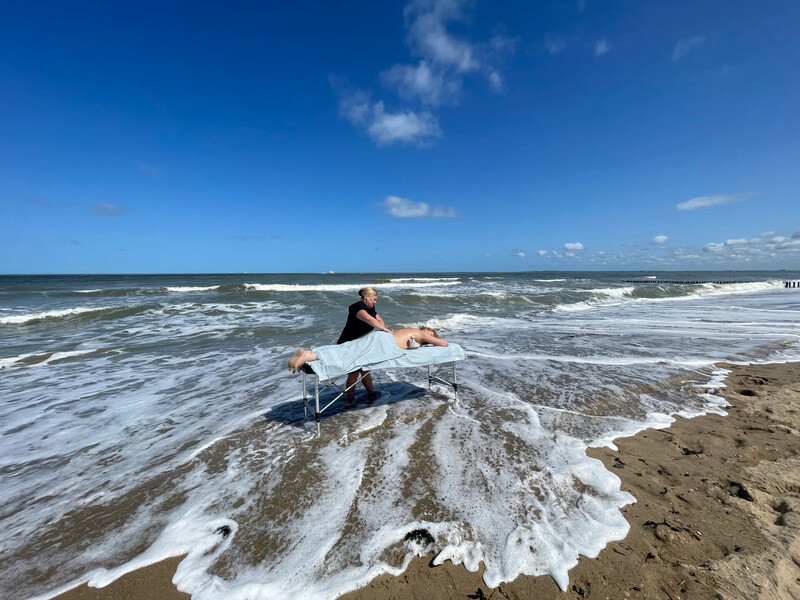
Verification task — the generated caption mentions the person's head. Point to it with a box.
[359,286,378,308]
[420,326,439,338]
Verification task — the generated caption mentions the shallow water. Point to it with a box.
[1,271,799,599]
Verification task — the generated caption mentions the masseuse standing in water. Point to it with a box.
[337,286,390,400]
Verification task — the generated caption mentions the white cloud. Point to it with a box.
[387,1,514,101]
[699,231,800,262]
[538,250,548,256]
[384,195,459,218]
[725,237,749,246]
[516,250,526,258]
[405,0,479,72]
[652,235,668,244]
[332,78,371,125]
[677,193,748,211]
[544,35,567,55]
[564,242,584,251]
[672,36,705,62]
[368,102,442,145]
[431,206,459,218]
[91,202,125,216]
[337,0,515,144]
[333,79,443,146]
[380,60,462,106]
[487,70,503,92]
[385,196,428,217]
[594,39,610,56]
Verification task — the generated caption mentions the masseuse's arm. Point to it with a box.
[356,309,391,333]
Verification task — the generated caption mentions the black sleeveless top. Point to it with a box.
[336,300,377,344]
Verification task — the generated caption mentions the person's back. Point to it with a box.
[391,327,448,349]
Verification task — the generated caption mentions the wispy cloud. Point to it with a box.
[672,36,705,62]
[563,242,585,251]
[404,0,479,72]
[677,193,750,211]
[652,235,668,244]
[384,195,459,218]
[702,231,800,261]
[514,249,526,259]
[334,0,515,145]
[380,61,462,106]
[333,78,442,146]
[91,202,125,216]
[387,0,516,101]
[532,228,798,268]
[544,35,567,55]
[594,39,610,56]
[369,103,442,145]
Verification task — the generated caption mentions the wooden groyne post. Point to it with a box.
[786,281,800,288]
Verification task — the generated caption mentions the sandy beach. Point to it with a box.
[52,361,800,600]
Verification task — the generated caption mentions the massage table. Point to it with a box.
[295,332,467,423]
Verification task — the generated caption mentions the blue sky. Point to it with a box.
[2,0,799,274]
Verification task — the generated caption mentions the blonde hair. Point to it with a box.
[358,286,378,299]
[420,326,439,338]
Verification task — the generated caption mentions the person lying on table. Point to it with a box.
[287,327,448,374]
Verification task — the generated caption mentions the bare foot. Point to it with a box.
[288,349,317,372]
[288,349,305,372]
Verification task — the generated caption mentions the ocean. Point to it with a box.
[2,271,799,599]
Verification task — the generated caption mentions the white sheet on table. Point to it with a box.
[309,331,466,381]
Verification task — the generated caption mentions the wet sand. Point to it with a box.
[53,362,800,600]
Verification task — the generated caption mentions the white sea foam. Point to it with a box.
[244,280,460,293]
[424,313,481,331]
[0,306,116,324]
[0,349,100,371]
[165,286,221,293]
[467,349,710,367]
[388,277,460,283]
[555,280,784,312]
[698,280,782,295]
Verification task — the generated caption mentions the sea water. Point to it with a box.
[1,271,799,599]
